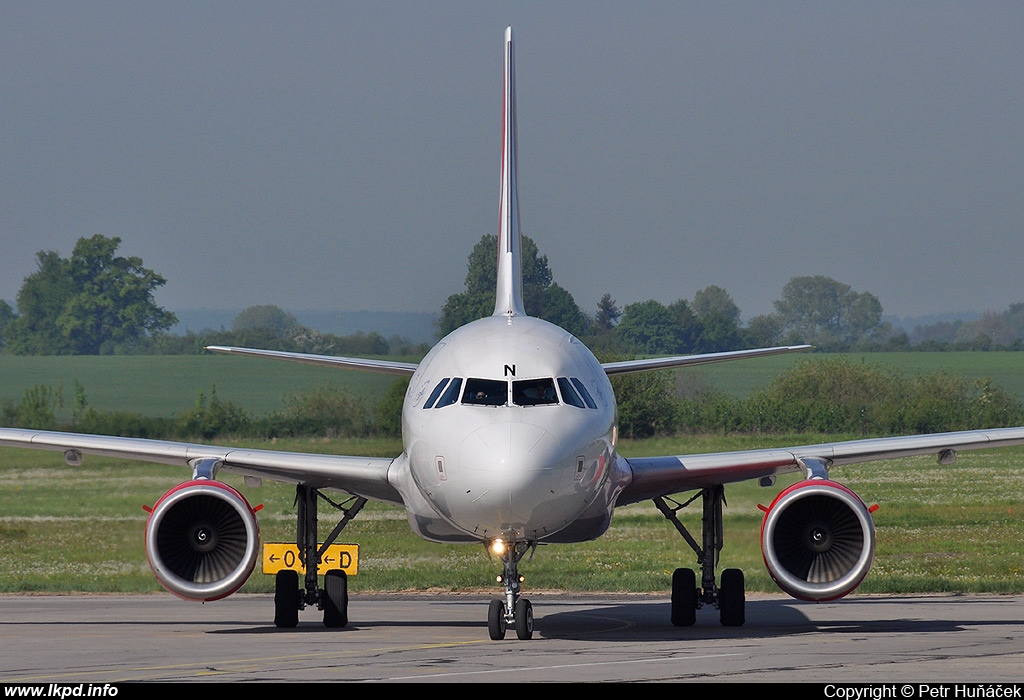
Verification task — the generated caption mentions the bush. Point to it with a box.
[0,384,62,430]
[743,357,905,434]
[375,378,409,437]
[612,372,679,438]
[259,384,375,438]
[175,388,251,439]
[740,358,1024,435]
[75,408,175,439]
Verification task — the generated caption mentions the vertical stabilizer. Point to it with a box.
[494,26,527,319]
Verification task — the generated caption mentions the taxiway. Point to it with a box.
[2,593,1023,683]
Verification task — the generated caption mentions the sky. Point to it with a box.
[2,2,1022,326]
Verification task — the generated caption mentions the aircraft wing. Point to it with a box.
[618,426,1024,505]
[0,428,403,505]
[601,345,812,376]
[205,345,419,376]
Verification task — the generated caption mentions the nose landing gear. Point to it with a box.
[486,539,534,640]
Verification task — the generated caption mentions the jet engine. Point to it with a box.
[144,480,260,601]
[760,479,876,602]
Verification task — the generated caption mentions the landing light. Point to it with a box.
[490,538,506,556]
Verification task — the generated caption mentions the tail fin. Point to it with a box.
[494,26,526,319]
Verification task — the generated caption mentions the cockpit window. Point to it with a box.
[462,378,507,406]
[570,377,598,409]
[557,377,587,408]
[512,378,558,406]
[423,378,451,409]
[434,377,463,408]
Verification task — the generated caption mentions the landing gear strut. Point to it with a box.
[487,539,534,640]
[655,484,745,627]
[274,484,366,628]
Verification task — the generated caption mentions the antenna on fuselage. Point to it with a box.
[494,26,526,321]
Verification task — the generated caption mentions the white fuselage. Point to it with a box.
[389,314,628,544]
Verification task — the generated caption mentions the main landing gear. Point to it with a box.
[487,539,535,640]
[274,484,367,629]
[654,485,746,627]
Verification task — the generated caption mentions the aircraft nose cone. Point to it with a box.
[459,420,559,489]
[453,420,568,536]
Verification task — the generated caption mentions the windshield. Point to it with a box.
[422,376,597,410]
[462,378,508,406]
[512,378,558,406]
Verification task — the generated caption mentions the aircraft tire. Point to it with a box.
[488,599,506,640]
[719,568,745,627]
[515,598,534,640]
[671,567,697,627]
[323,569,348,628]
[274,570,300,628]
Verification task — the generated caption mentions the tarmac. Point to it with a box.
[2,592,1024,683]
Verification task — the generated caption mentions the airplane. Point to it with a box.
[4,26,1024,641]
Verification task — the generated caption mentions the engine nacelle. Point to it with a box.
[760,479,875,602]
[144,480,260,602]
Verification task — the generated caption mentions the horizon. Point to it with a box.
[167,305,982,345]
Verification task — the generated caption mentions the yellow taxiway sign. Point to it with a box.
[262,543,359,576]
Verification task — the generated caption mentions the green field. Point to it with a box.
[1,352,1022,423]
[0,354,402,421]
[683,351,1024,400]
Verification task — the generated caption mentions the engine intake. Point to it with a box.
[144,480,260,601]
[760,479,875,602]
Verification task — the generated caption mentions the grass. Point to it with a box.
[2,435,1022,596]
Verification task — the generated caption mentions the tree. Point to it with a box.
[666,299,706,351]
[5,235,177,354]
[0,300,15,351]
[698,308,743,352]
[232,305,299,336]
[537,283,590,337]
[437,290,494,337]
[462,234,552,297]
[594,293,622,331]
[692,286,743,351]
[692,285,740,325]
[4,251,74,354]
[1003,303,1024,342]
[773,275,883,350]
[437,234,587,336]
[616,300,690,354]
[745,313,783,347]
[955,303,1024,347]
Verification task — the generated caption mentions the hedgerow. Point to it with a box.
[3,359,1021,440]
